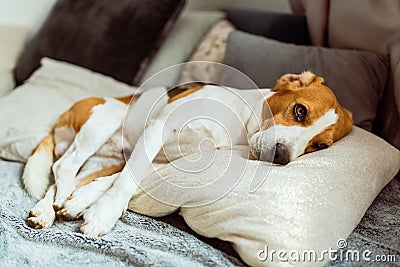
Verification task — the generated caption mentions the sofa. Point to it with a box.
[0,1,399,266]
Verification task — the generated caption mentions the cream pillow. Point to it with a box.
[130,127,400,267]
[0,58,138,162]
[0,25,30,96]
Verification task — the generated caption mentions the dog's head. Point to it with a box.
[250,71,353,165]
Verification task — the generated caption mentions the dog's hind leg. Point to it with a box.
[23,101,81,200]
[23,101,82,200]
[27,184,56,228]
[52,98,127,210]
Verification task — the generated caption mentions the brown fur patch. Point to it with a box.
[75,163,125,188]
[168,86,204,103]
[55,98,106,132]
[304,128,335,153]
[32,133,55,160]
[117,95,138,105]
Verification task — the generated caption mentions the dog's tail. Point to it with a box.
[22,133,55,199]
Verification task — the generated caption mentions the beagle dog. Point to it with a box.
[23,71,352,237]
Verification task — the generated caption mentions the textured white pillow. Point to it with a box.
[0,58,137,162]
[0,25,30,96]
[129,127,400,266]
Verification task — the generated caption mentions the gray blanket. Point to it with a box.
[0,159,399,266]
[0,160,236,267]
[327,176,400,267]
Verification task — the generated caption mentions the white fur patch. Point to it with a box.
[299,71,316,86]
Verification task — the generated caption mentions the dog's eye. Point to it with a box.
[294,104,307,122]
[312,143,328,150]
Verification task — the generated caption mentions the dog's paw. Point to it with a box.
[56,195,84,221]
[56,179,111,221]
[53,197,67,211]
[27,203,55,229]
[56,193,87,221]
[53,184,75,211]
[80,193,127,237]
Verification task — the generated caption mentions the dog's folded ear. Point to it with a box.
[333,105,353,142]
[272,71,324,91]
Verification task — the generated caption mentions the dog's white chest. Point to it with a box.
[155,119,227,162]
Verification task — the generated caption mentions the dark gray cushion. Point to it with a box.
[225,9,311,45]
[222,30,389,131]
[15,0,185,85]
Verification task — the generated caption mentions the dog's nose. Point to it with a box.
[273,143,290,165]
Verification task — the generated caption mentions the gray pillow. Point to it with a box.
[222,30,389,131]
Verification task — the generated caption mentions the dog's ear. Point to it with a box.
[333,105,353,141]
[272,71,320,92]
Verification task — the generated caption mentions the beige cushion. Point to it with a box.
[130,127,400,266]
[0,58,137,162]
[0,25,30,97]
[178,20,235,84]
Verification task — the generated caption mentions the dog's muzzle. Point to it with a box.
[258,143,290,165]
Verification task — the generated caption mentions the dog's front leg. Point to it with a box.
[81,119,175,237]
[52,99,127,210]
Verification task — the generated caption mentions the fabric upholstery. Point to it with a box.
[225,8,311,45]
